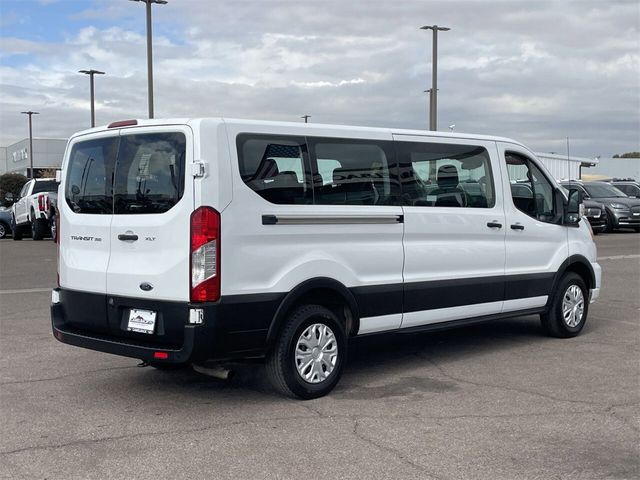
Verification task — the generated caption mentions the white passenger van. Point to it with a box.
[51,118,601,399]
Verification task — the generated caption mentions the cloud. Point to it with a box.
[0,0,638,158]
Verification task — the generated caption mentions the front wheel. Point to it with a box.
[0,222,7,239]
[541,273,589,338]
[604,210,615,233]
[267,305,347,399]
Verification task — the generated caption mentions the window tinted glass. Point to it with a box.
[312,140,398,206]
[397,142,495,208]
[237,135,310,205]
[33,180,58,194]
[65,137,118,214]
[506,152,558,223]
[65,132,186,215]
[113,133,186,214]
[583,183,627,198]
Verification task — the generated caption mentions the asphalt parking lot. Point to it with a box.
[1,233,638,480]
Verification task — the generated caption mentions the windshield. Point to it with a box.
[583,183,628,198]
[65,132,186,214]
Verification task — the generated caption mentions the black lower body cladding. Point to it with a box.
[51,288,285,363]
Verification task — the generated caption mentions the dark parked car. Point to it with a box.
[0,207,12,239]
[609,179,640,198]
[561,181,640,232]
[582,199,607,233]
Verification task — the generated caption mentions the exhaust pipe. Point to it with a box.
[192,364,234,380]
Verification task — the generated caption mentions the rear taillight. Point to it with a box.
[190,207,220,302]
[38,194,45,211]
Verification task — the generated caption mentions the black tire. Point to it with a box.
[0,222,8,239]
[541,272,589,338]
[31,216,47,240]
[266,304,347,399]
[11,216,23,241]
[604,210,615,233]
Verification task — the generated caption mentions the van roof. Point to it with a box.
[70,117,525,148]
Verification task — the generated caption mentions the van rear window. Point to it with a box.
[65,132,186,215]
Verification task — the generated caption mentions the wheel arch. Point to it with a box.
[547,255,595,307]
[266,277,360,348]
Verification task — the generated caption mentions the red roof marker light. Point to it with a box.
[108,119,138,128]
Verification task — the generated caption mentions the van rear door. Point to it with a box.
[106,126,193,302]
[60,131,119,295]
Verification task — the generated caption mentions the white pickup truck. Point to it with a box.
[10,178,59,241]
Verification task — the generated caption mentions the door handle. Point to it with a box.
[510,224,525,230]
[486,221,502,228]
[118,234,138,241]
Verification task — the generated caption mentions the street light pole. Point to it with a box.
[20,111,40,179]
[423,88,438,129]
[79,69,105,127]
[420,25,450,131]
[130,0,168,119]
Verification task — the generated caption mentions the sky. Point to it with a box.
[0,0,638,158]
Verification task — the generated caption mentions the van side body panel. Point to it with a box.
[220,121,405,339]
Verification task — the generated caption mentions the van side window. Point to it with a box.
[397,142,495,208]
[311,140,399,206]
[65,137,118,214]
[237,135,311,205]
[506,152,558,223]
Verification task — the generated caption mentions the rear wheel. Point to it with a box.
[31,216,47,240]
[267,304,346,399]
[11,216,23,241]
[541,272,589,338]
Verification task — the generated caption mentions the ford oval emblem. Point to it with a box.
[140,282,154,292]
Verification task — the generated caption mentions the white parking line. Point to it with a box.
[597,254,640,261]
[0,288,51,295]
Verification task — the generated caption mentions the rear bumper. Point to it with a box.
[51,288,283,363]
[51,300,204,364]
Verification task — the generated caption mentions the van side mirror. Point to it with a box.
[565,188,583,225]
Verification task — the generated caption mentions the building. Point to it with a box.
[533,152,599,181]
[0,138,67,177]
